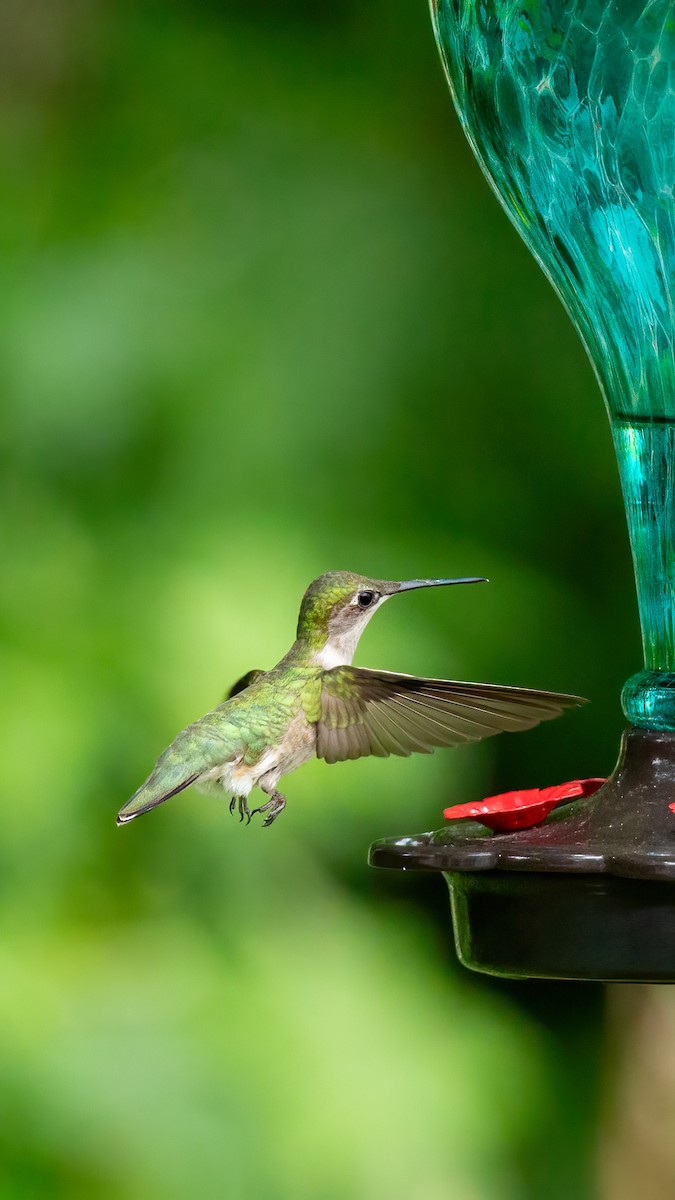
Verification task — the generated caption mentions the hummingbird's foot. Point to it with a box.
[237,795,252,824]
[252,790,286,827]
[229,794,252,822]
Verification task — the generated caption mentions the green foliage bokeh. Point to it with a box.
[0,1,631,1196]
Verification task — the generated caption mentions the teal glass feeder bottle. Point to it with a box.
[370,0,675,980]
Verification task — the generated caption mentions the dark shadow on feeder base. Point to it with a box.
[450,872,675,981]
[369,729,675,982]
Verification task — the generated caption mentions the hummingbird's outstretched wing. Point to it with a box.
[315,668,586,764]
[224,669,266,702]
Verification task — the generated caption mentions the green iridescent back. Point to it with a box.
[432,0,675,728]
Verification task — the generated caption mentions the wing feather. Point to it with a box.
[388,695,497,744]
[387,696,476,744]
[366,722,391,758]
[224,669,266,701]
[365,705,414,756]
[316,667,586,764]
[374,702,431,754]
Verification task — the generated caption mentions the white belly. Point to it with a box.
[195,754,273,798]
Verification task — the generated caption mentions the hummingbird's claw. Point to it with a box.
[237,795,252,824]
[229,794,252,823]
[251,791,287,827]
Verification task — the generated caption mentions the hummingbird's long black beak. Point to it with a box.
[391,577,488,594]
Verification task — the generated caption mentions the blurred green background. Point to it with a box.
[0,0,642,1196]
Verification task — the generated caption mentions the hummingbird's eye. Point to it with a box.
[357,590,376,609]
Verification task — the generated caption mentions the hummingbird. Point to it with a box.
[117,571,586,828]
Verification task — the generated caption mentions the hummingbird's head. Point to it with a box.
[296,571,487,669]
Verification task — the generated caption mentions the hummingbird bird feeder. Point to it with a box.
[370,0,675,982]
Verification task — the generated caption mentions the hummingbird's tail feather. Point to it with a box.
[118,710,241,826]
[117,763,200,825]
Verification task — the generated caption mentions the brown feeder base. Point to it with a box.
[369,729,675,981]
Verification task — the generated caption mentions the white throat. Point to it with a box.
[313,630,361,670]
[312,595,388,670]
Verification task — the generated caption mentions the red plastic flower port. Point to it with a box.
[443,778,606,833]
